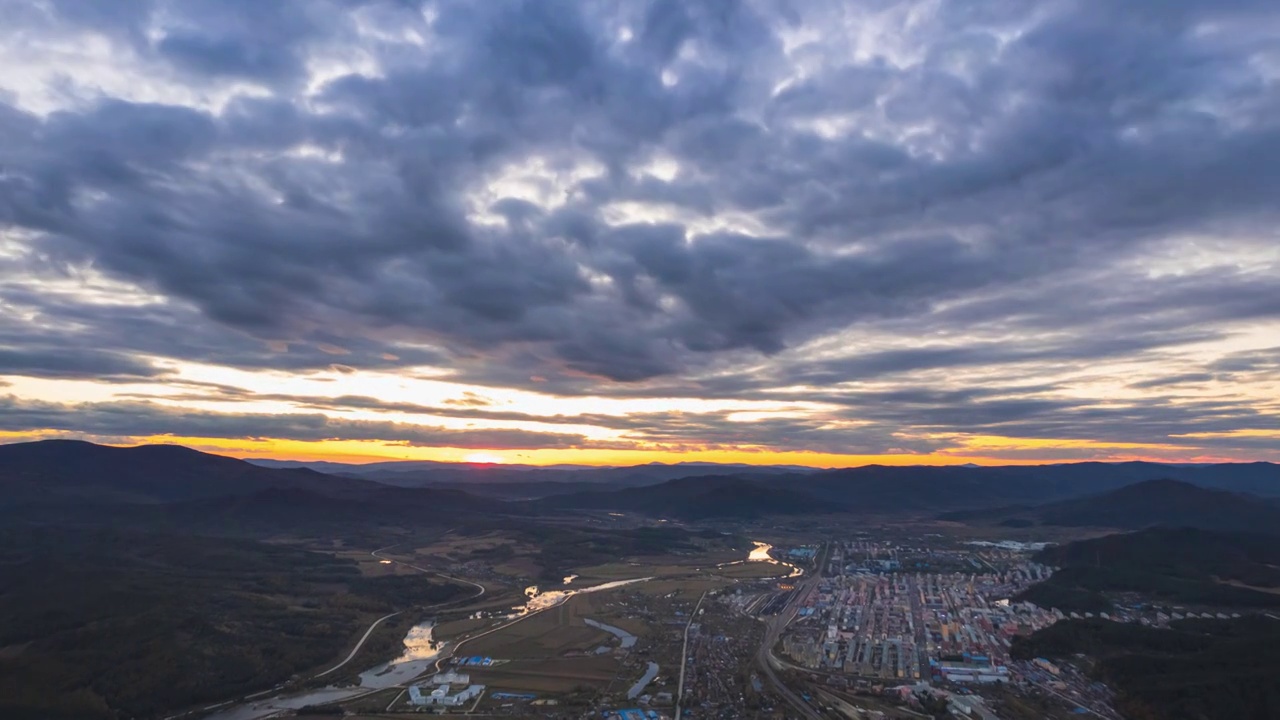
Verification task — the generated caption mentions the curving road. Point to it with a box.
[754,542,830,720]
[757,610,820,720]
[370,543,544,677]
[170,543,491,720]
[315,611,401,678]
[371,544,487,600]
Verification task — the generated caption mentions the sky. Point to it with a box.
[1,0,1278,466]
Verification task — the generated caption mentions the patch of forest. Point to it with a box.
[457,523,738,582]
[0,527,466,719]
[1012,616,1280,720]
[1016,527,1280,613]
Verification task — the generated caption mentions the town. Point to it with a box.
[188,524,1262,720]
[780,541,1057,685]
[337,534,1132,720]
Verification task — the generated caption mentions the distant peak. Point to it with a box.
[1120,477,1204,491]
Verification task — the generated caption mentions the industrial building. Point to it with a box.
[407,682,485,707]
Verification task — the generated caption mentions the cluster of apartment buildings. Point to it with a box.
[781,540,1059,686]
[784,574,921,679]
[917,571,1058,682]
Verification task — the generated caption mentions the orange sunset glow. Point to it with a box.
[7,3,1280,720]
[1,0,1278,468]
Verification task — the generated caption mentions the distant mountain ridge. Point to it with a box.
[941,478,1280,534]
[4,441,1280,527]
[519,460,1280,519]
[251,455,1280,510]
[541,474,836,520]
[0,439,375,505]
[0,440,512,536]
[800,461,1280,509]
[249,457,819,474]
[249,457,818,489]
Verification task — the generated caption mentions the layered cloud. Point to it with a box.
[1,0,1277,462]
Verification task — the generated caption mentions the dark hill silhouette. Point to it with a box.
[1018,527,1280,613]
[797,461,1280,512]
[434,461,1280,516]
[409,479,625,499]
[258,457,1280,501]
[1037,527,1280,580]
[1038,479,1280,533]
[6,440,1280,524]
[0,439,379,506]
[543,474,836,520]
[1010,615,1280,720]
[942,479,1280,534]
[257,458,815,489]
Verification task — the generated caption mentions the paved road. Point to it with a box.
[315,611,401,678]
[371,544,487,600]
[754,542,830,720]
[906,574,930,681]
[420,578,655,677]
[674,590,709,720]
[757,613,820,719]
[168,543,490,720]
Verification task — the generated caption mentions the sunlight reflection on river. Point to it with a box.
[749,541,774,561]
[205,620,446,720]
[513,577,653,616]
[717,541,803,578]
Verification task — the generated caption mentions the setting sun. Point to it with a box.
[462,452,508,465]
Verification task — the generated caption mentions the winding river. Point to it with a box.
[204,621,445,720]
[206,577,654,720]
[718,541,804,578]
[515,576,653,616]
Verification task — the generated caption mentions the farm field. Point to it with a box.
[466,655,622,694]
[433,616,492,640]
[631,577,731,599]
[711,560,797,579]
[572,561,697,583]
[331,549,418,577]
[460,593,614,659]
[412,531,534,559]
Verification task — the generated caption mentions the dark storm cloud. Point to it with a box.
[100,382,1280,459]
[14,0,350,86]
[1128,373,1217,390]
[0,250,444,377]
[777,330,1219,387]
[0,395,586,449]
[154,1,325,85]
[1,0,1278,454]
[847,394,1280,442]
[0,347,165,380]
[1210,347,1280,376]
